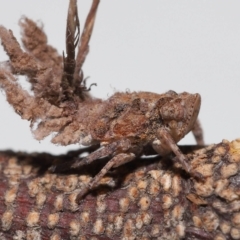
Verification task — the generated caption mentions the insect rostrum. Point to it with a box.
[0,0,203,201]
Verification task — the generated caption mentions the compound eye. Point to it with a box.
[160,102,185,121]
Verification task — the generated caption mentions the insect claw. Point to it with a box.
[76,187,89,203]
[172,156,204,180]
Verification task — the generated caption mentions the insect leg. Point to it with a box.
[50,139,131,172]
[156,128,191,173]
[76,152,135,202]
[191,118,204,145]
[50,141,119,172]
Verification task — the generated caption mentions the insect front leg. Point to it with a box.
[76,152,135,202]
[153,128,192,174]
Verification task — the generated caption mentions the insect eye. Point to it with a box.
[160,102,185,121]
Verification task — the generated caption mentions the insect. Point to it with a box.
[0,0,203,201]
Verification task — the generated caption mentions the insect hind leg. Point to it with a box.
[50,139,132,172]
[76,152,135,202]
[50,141,120,173]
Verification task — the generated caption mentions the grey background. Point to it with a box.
[0,1,239,154]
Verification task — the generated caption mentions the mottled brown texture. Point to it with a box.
[0,0,100,146]
[0,0,205,201]
[0,139,239,239]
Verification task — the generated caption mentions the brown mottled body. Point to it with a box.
[0,0,204,201]
[0,139,240,239]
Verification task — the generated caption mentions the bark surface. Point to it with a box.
[0,139,240,240]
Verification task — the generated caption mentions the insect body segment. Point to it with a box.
[0,0,203,201]
[52,90,202,200]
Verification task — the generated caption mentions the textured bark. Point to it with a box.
[0,139,240,240]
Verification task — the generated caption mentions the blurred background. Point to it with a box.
[0,0,239,154]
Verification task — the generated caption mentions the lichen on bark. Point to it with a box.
[0,139,240,239]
